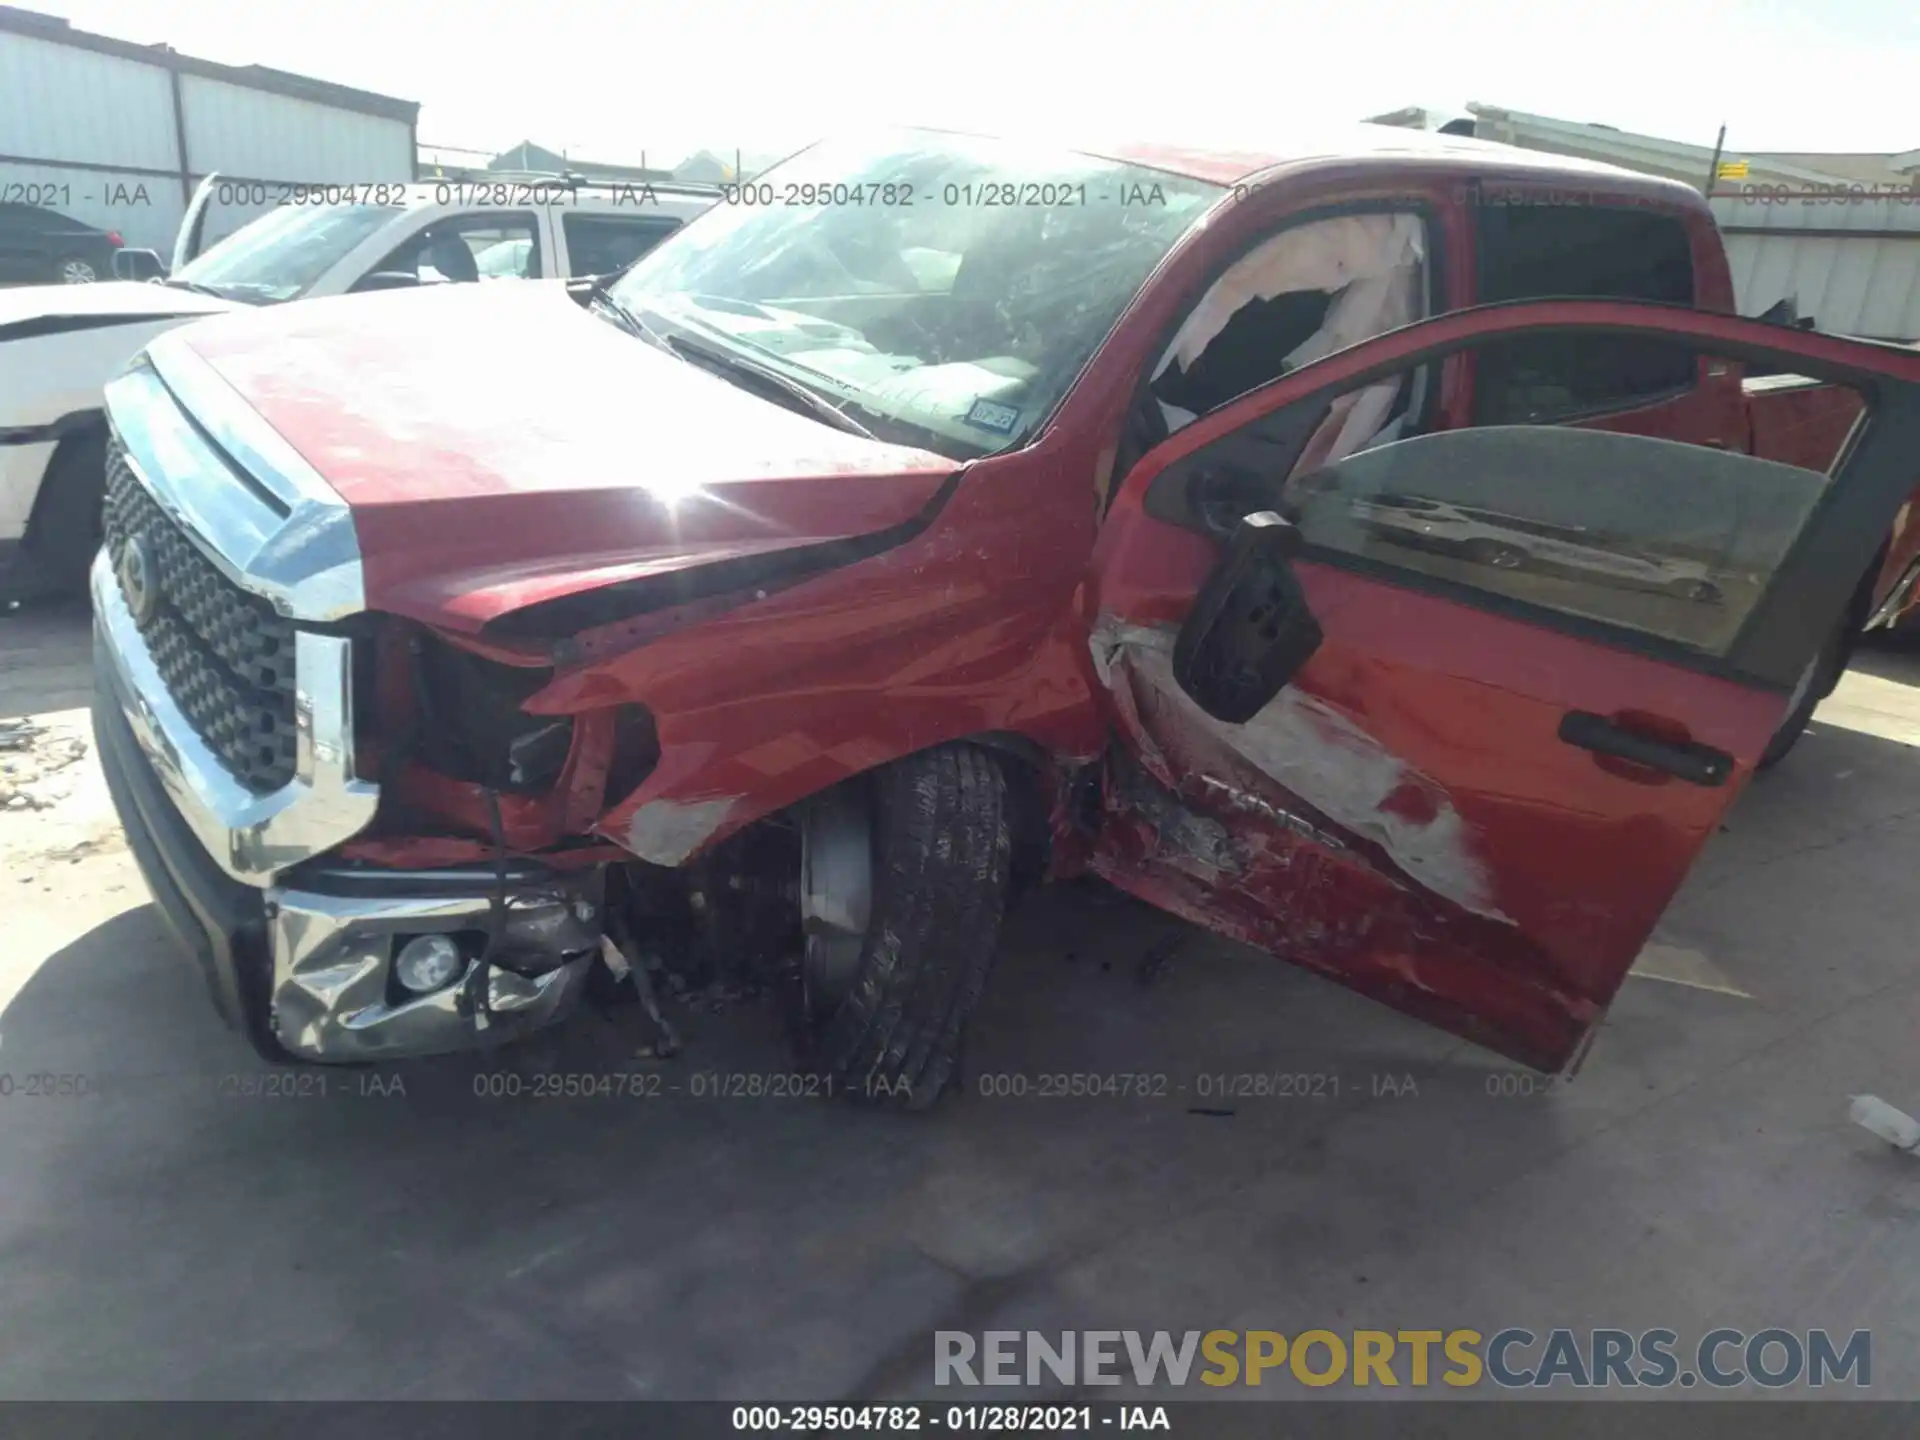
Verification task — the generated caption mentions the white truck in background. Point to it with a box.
[0,173,717,601]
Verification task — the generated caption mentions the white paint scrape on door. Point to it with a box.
[1091,618,1512,923]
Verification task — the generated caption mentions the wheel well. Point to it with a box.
[1843,542,1889,643]
[773,732,1054,890]
[24,417,108,543]
[1826,541,1889,697]
[7,416,107,598]
[1849,553,1884,631]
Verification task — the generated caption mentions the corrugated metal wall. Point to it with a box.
[1711,194,1920,343]
[1,24,413,259]
[179,76,416,244]
[0,28,183,250]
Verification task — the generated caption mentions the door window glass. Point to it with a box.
[561,212,682,276]
[1282,409,1841,656]
[1473,204,1697,423]
[373,212,540,285]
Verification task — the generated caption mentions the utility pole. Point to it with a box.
[1703,123,1727,197]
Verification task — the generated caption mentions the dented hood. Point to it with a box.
[165,283,957,631]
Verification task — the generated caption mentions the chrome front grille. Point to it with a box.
[103,436,298,792]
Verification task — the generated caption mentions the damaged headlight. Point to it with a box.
[409,633,574,793]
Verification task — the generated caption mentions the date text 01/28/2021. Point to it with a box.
[730,1405,1165,1432]
[711,181,1176,209]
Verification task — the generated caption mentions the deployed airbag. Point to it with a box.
[1156,213,1426,379]
[1151,214,1427,451]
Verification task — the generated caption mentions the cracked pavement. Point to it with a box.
[3,600,1919,1399]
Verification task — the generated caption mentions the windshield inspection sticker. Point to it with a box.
[963,398,1022,436]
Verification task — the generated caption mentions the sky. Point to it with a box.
[46,0,1920,166]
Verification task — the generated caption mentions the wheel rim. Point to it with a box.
[798,786,872,1017]
[1470,540,1524,569]
[60,259,97,283]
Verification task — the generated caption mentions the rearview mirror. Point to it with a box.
[351,271,421,293]
[1172,511,1324,723]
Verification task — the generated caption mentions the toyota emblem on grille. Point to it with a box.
[118,534,160,625]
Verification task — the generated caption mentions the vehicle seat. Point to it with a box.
[942,215,1045,358]
[424,235,478,284]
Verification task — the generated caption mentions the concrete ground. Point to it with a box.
[2,599,1919,1402]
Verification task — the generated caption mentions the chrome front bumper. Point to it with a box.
[269,875,601,1062]
[94,616,602,1063]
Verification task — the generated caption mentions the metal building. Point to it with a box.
[0,4,418,258]
[1371,103,1920,343]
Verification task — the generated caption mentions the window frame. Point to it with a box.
[365,209,544,286]
[1468,197,1704,425]
[1152,200,1444,417]
[1111,199,1448,509]
[1141,307,1905,691]
[1277,424,1826,662]
[559,210,686,278]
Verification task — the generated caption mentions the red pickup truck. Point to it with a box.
[91,126,1920,1106]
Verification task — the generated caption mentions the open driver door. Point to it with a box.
[1084,299,1920,1072]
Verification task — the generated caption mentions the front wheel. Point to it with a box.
[792,744,1012,1111]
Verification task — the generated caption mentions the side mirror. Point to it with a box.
[114,248,167,281]
[351,270,421,293]
[1172,511,1324,724]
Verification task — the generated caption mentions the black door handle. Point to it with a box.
[1558,711,1734,787]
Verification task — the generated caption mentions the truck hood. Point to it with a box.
[163,283,959,633]
[0,281,238,336]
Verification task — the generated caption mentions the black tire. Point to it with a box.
[1758,615,1850,770]
[15,430,107,602]
[804,744,1012,1112]
[56,255,100,284]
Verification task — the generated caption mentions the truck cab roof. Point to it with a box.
[1029,120,1700,191]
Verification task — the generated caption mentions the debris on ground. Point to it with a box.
[0,718,45,751]
[0,716,90,811]
[602,934,683,1059]
[1849,1095,1920,1154]
[45,837,110,864]
[680,980,765,1014]
[0,708,123,889]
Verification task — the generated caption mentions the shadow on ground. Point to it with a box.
[0,598,91,720]
[6,708,1920,1399]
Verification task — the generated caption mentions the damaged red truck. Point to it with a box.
[92,127,1920,1107]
